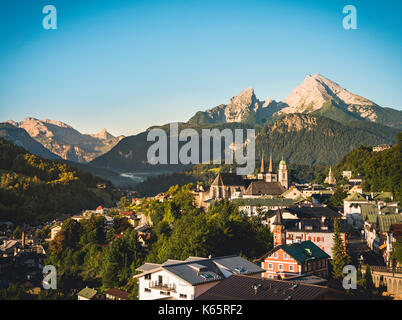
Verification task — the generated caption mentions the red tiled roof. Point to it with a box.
[104,288,130,300]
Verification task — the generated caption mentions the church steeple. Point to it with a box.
[272,209,283,226]
[260,154,265,173]
[278,157,288,189]
[268,153,273,173]
[273,209,285,247]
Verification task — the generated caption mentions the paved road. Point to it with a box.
[347,232,386,267]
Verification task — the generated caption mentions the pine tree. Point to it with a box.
[364,264,374,291]
[331,219,348,279]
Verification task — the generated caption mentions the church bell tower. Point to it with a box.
[278,157,288,189]
[272,210,285,247]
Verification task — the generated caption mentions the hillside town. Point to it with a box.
[1,150,401,301]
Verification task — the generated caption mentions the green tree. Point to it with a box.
[328,186,347,207]
[12,226,22,239]
[61,219,82,248]
[0,284,26,300]
[331,219,349,280]
[364,264,374,292]
[392,240,402,264]
[102,228,144,289]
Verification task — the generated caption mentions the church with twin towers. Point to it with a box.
[257,154,288,190]
[209,153,288,200]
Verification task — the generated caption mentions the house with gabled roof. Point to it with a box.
[209,172,249,200]
[259,240,330,280]
[104,288,131,300]
[266,207,345,257]
[77,287,98,300]
[233,198,296,219]
[134,255,264,300]
[282,186,308,200]
[343,192,370,228]
[243,181,286,198]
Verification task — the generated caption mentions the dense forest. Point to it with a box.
[144,185,272,263]
[256,114,399,166]
[0,138,119,225]
[91,114,398,171]
[334,132,402,202]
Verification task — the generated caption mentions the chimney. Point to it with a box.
[252,283,262,295]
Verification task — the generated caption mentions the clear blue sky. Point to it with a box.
[0,0,401,136]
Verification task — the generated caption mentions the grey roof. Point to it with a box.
[244,181,286,196]
[184,256,208,262]
[162,259,184,266]
[272,210,283,226]
[232,198,295,207]
[136,263,161,272]
[163,259,225,286]
[136,255,264,286]
[212,255,265,276]
[211,173,245,187]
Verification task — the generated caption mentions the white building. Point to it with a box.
[232,198,296,220]
[342,171,352,180]
[343,193,370,229]
[268,207,346,258]
[134,255,264,300]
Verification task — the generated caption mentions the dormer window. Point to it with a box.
[234,267,246,274]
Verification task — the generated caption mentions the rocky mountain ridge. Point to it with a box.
[4,118,124,163]
[189,74,402,129]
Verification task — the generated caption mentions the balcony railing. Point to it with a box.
[359,265,402,274]
[149,281,176,292]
